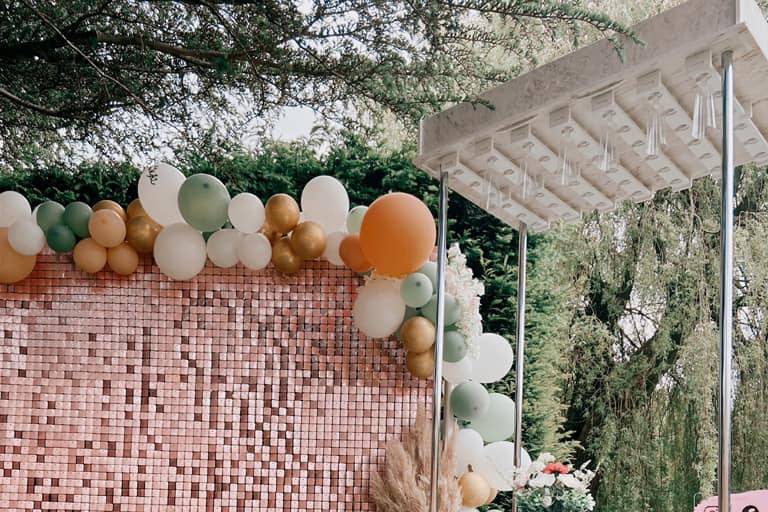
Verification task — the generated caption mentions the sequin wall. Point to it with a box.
[0,253,430,511]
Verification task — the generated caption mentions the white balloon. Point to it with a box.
[238,233,272,271]
[0,191,31,228]
[346,205,368,234]
[228,193,265,234]
[353,279,405,338]
[301,175,349,232]
[138,163,186,226]
[468,393,516,442]
[322,231,346,266]
[153,223,207,280]
[475,441,531,491]
[454,428,484,477]
[8,219,45,256]
[472,333,514,383]
[443,356,474,385]
[206,229,241,268]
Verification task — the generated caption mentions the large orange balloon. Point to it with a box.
[339,234,372,273]
[0,228,36,284]
[108,243,139,276]
[359,193,436,276]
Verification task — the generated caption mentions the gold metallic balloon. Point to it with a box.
[290,221,326,260]
[400,316,436,354]
[108,242,139,276]
[260,221,280,245]
[265,194,300,234]
[127,198,148,220]
[271,237,303,274]
[73,238,107,274]
[406,348,435,379]
[93,199,127,222]
[126,215,160,254]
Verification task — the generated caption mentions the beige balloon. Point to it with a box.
[93,199,127,222]
[0,228,37,284]
[88,209,126,248]
[73,238,107,274]
[108,243,139,275]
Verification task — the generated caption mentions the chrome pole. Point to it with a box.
[718,49,734,512]
[430,170,449,512]
[512,222,528,512]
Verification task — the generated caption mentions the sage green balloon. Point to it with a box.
[177,173,231,232]
[346,205,368,234]
[36,201,65,233]
[418,261,437,289]
[443,330,468,363]
[422,293,461,326]
[62,201,92,238]
[450,381,490,420]
[46,224,76,253]
[468,393,516,442]
[400,272,433,308]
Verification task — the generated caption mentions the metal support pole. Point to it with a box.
[429,170,449,512]
[718,50,735,512]
[512,223,528,512]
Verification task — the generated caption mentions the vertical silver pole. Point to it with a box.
[512,223,528,512]
[718,49,734,512]
[430,170,449,512]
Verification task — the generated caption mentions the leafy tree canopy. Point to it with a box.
[0,0,634,163]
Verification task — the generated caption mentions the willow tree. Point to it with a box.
[0,0,634,163]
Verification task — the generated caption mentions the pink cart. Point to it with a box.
[695,491,768,512]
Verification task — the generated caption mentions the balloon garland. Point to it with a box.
[1,164,529,504]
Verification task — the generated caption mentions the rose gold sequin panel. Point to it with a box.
[0,253,430,511]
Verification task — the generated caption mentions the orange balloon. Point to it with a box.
[359,193,436,276]
[339,234,372,273]
[108,243,139,276]
[93,199,127,222]
[0,228,36,284]
[73,238,107,274]
[88,209,126,248]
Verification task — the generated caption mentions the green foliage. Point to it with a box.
[0,0,635,164]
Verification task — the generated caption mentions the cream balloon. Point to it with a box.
[206,229,242,268]
[300,176,349,232]
[228,193,265,234]
[353,278,406,338]
[153,223,207,280]
[0,191,31,228]
[138,163,186,226]
[443,356,474,385]
[321,231,346,266]
[475,441,531,491]
[472,333,514,384]
[238,232,272,271]
[8,219,45,256]
[454,428,484,477]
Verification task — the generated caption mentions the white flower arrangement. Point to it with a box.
[514,453,596,512]
[445,243,484,351]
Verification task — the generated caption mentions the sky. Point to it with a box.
[271,106,317,141]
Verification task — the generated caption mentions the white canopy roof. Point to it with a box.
[415,0,768,231]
